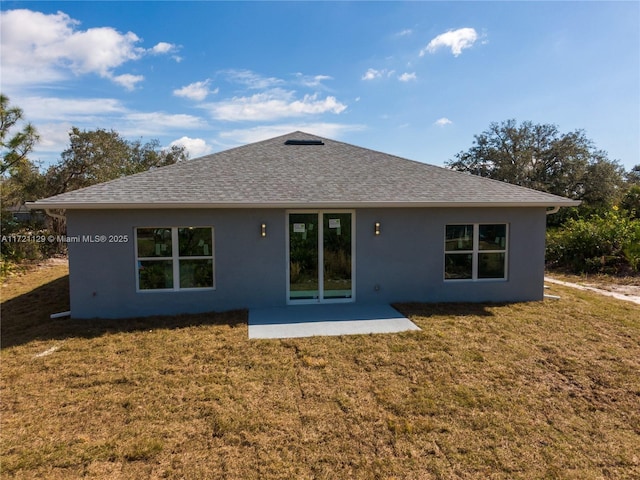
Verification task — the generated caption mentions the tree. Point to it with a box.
[45,127,188,195]
[0,94,40,175]
[0,94,43,224]
[626,165,640,185]
[447,119,625,208]
[1,157,46,207]
[621,185,640,219]
[581,155,626,208]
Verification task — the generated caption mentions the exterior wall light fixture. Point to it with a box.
[261,223,267,237]
[374,222,381,236]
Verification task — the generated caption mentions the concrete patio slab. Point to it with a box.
[248,303,420,339]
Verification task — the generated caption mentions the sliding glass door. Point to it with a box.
[288,211,354,303]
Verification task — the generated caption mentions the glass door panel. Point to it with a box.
[323,213,352,300]
[289,213,319,300]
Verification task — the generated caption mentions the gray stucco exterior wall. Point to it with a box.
[355,207,546,304]
[66,207,547,319]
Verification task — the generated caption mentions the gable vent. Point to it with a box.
[284,139,324,145]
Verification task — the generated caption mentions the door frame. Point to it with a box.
[285,209,356,305]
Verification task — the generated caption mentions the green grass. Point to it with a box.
[1,264,639,479]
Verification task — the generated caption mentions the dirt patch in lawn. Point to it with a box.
[547,272,640,303]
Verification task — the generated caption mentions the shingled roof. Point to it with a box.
[30,131,579,209]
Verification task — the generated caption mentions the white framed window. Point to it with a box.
[135,227,214,291]
[444,224,508,281]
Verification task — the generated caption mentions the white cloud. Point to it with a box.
[204,89,347,122]
[361,68,396,81]
[362,68,383,81]
[0,10,76,84]
[150,42,182,62]
[219,123,366,144]
[295,73,333,88]
[28,123,76,166]
[396,29,413,37]
[125,112,207,131]
[11,98,116,165]
[223,69,284,89]
[435,117,453,126]
[169,136,213,158]
[398,72,417,82]
[0,8,176,88]
[173,79,218,101]
[61,27,144,76]
[113,74,145,91]
[150,42,176,54]
[14,94,208,165]
[17,96,127,121]
[17,95,205,132]
[420,27,479,57]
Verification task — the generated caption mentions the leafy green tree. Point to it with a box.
[0,94,40,175]
[447,119,625,209]
[581,155,626,208]
[1,157,47,207]
[0,94,43,224]
[626,165,640,185]
[45,127,188,195]
[621,185,640,219]
[0,95,48,269]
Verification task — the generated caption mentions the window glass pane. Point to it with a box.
[137,228,172,257]
[139,260,173,289]
[178,227,213,256]
[289,213,319,300]
[479,224,507,250]
[445,253,473,279]
[478,253,506,279]
[180,259,213,288]
[445,225,473,251]
[323,213,352,299]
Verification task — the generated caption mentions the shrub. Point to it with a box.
[0,210,65,277]
[546,208,640,274]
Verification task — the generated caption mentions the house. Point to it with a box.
[28,132,579,319]
[4,204,45,225]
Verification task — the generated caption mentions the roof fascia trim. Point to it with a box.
[27,200,582,210]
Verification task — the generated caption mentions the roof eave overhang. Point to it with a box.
[27,200,582,210]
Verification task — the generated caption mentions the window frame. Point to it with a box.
[444,223,508,281]
[135,226,215,292]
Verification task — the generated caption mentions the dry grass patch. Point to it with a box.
[1,266,639,479]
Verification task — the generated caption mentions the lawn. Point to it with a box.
[1,263,639,479]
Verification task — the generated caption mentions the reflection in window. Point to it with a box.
[138,260,174,290]
[445,224,473,251]
[444,253,473,279]
[179,259,214,289]
[136,228,172,257]
[178,227,213,256]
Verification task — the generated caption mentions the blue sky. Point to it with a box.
[1,1,638,171]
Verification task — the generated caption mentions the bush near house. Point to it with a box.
[546,207,640,274]
[0,210,64,277]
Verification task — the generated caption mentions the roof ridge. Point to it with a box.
[194,130,323,161]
